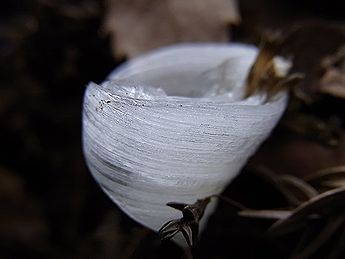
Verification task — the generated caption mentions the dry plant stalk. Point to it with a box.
[245,39,303,101]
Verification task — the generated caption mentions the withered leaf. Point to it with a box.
[102,0,240,58]
[245,39,303,100]
[319,45,345,99]
[320,69,345,98]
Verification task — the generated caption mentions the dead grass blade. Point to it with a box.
[269,186,345,235]
[305,165,345,190]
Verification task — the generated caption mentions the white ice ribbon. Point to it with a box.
[82,43,287,234]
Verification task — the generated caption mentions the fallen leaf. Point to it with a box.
[102,0,240,57]
[320,69,345,98]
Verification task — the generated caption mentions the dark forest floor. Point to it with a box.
[0,0,344,258]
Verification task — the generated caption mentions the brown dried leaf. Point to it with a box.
[319,69,345,98]
[102,0,240,58]
[319,45,345,99]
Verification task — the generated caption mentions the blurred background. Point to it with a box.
[0,0,344,258]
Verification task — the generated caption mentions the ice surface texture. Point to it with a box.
[82,44,287,233]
